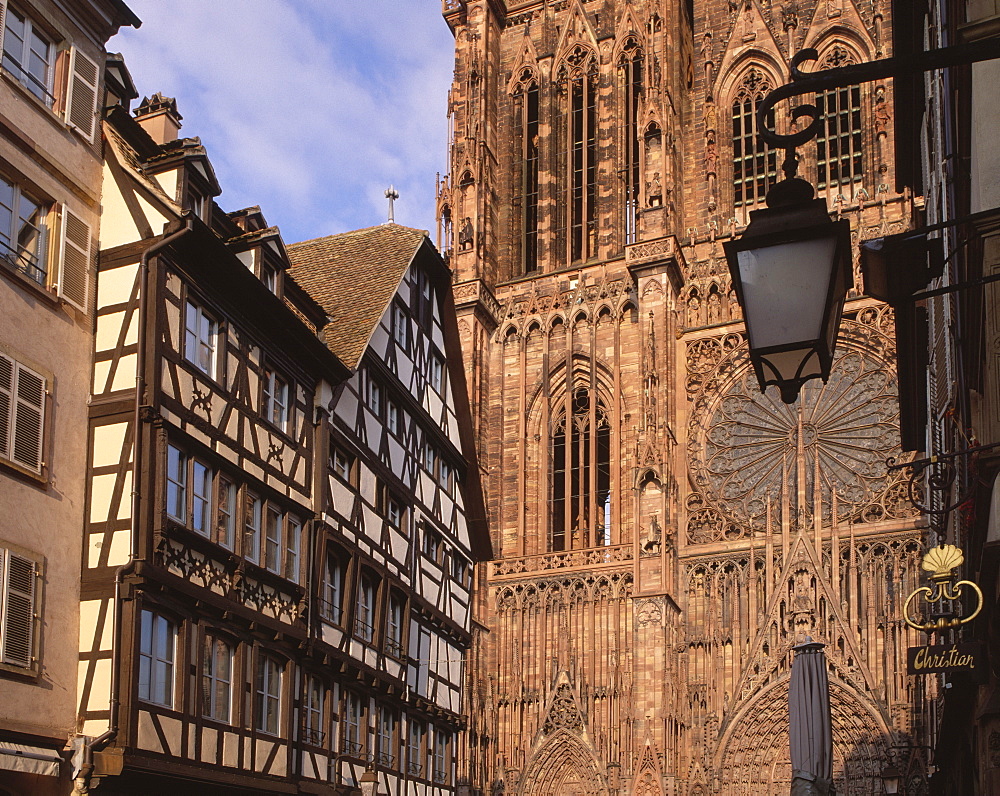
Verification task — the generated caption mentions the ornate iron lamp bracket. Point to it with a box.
[756,39,1000,175]
[902,545,984,633]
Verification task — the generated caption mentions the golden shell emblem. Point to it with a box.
[921,544,964,579]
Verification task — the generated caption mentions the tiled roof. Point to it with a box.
[287,224,427,370]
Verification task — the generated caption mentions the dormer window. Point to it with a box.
[261,263,277,293]
[184,190,205,220]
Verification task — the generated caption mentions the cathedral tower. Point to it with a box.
[439,2,934,794]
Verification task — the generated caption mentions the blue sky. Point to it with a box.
[112,1,454,245]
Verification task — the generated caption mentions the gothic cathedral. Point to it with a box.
[436,1,932,794]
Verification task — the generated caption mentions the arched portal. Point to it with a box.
[518,728,608,796]
[714,674,892,796]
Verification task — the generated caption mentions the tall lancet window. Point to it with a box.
[558,46,598,264]
[731,67,776,210]
[551,388,612,551]
[618,38,643,244]
[512,71,540,273]
[816,47,863,190]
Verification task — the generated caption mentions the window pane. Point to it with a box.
[192,461,212,535]
[284,517,300,581]
[166,446,187,522]
[265,506,282,572]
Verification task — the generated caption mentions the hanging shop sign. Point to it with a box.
[906,642,987,680]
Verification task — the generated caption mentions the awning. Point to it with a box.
[0,743,63,776]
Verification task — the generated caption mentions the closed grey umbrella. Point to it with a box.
[789,638,833,796]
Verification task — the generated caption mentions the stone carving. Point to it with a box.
[687,314,915,538]
[543,683,585,734]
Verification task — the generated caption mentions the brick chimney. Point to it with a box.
[134,92,183,144]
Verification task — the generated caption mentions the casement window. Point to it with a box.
[417,268,434,327]
[429,353,444,392]
[423,528,441,563]
[385,593,405,659]
[0,546,38,670]
[262,367,289,433]
[255,652,283,735]
[452,555,469,587]
[0,8,100,140]
[191,459,212,535]
[0,176,46,285]
[0,352,45,474]
[366,375,382,415]
[423,441,436,476]
[386,494,403,531]
[377,706,398,767]
[342,691,364,755]
[264,505,282,574]
[138,609,176,707]
[393,303,408,349]
[216,475,236,549]
[355,573,376,643]
[387,400,401,436]
[433,728,450,784]
[330,443,354,484]
[1,7,52,105]
[165,445,187,523]
[261,263,277,293]
[201,634,233,723]
[407,720,425,777]
[303,673,325,746]
[244,492,262,563]
[439,460,453,496]
[184,300,219,379]
[284,515,301,582]
[321,551,345,625]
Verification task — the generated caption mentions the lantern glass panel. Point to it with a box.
[735,236,838,349]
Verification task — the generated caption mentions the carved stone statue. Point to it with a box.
[459,216,474,250]
[647,172,663,207]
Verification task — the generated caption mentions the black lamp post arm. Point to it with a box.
[757,39,1000,152]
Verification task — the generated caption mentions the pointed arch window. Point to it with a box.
[816,46,863,190]
[512,70,540,273]
[731,67,776,209]
[618,38,643,244]
[557,46,598,264]
[551,388,611,551]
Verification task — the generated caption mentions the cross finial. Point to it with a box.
[384,185,399,224]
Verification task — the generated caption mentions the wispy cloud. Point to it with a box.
[112,0,454,243]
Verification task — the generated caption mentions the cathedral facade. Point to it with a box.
[436,1,935,794]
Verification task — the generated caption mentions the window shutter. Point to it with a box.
[65,46,99,142]
[57,206,91,312]
[0,354,12,461]
[1,551,36,669]
[0,2,7,59]
[11,362,44,473]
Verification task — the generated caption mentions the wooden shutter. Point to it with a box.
[1,550,36,669]
[64,46,99,142]
[0,2,8,59]
[57,206,90,312]
[0,354,11,461]
[11,361,44,473]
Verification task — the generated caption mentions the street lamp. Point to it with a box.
[880,763,903,795]
[725,39,1000,404]
[359,762,380,796]
[723,170,852,404]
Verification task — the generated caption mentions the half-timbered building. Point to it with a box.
[288,223,491,796]
[76,59,489,794]
[0,0,137,792]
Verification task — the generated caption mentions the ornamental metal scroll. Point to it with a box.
[902,544,983,633]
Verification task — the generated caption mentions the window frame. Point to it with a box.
[355,572,377,644]
[254,651,283,736]
[407,719,425,778]
[377,704,398,767]
[216,474,237,549]
[1,7,55,107]
[0,175,48,286]
[365,374,382,416]
[433,728,450,784]
[165,444,188,524]
[342,690,365,756]
[244,491,262,563]
[264,504,283,574]
[261,366,290,434]
[138,609,177,708]
[331,443,355,485]
[184,299,220,381]
[321,549,346,626]
[387,399,401,436]
[303,672,326,747]
[385,592,405,659]
[392,303,408,350]
[201,632,234,724]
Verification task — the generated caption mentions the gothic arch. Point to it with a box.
[519,728,609,796]
[713,672,892,796]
